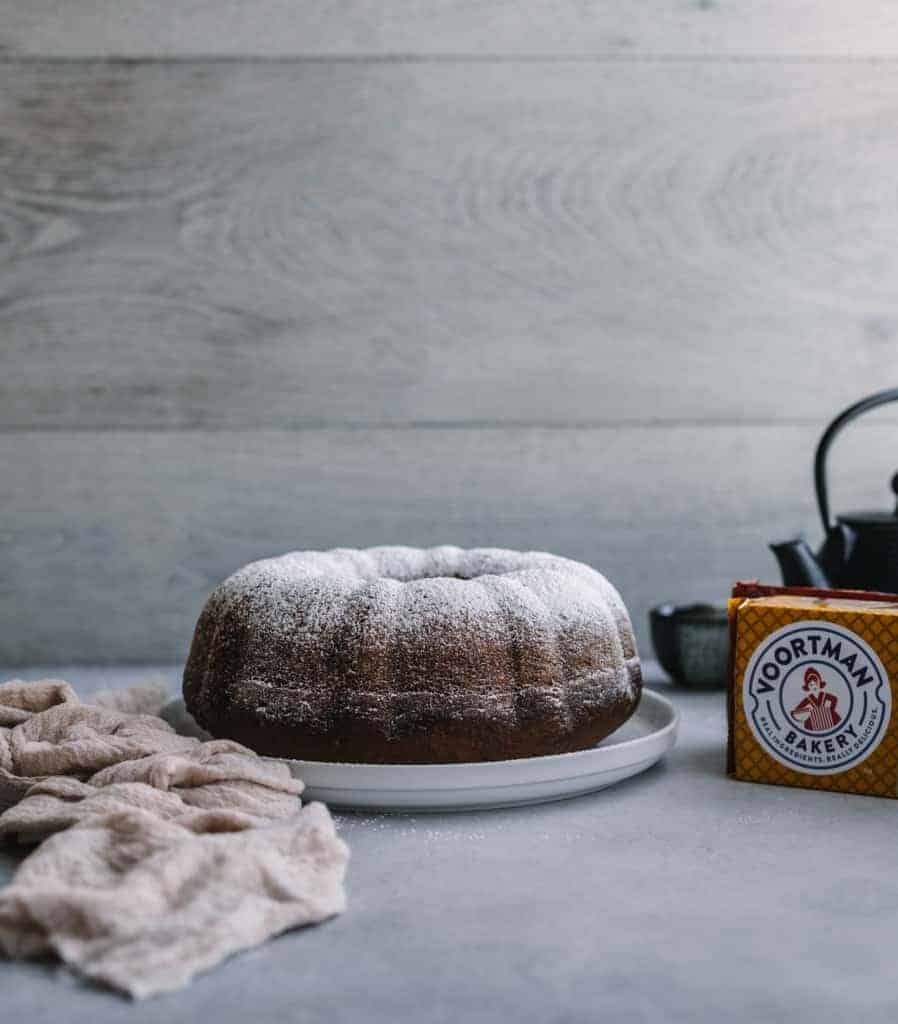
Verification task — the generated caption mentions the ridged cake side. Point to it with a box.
[183,546,641,763]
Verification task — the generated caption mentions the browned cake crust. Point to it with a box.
[183,546,642,764]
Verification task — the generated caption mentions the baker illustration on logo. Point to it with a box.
[743,620,892,774]
[790,667,841,732]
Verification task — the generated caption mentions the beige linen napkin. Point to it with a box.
[0,679,349,998]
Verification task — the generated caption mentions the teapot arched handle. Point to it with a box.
[815,387,898,531]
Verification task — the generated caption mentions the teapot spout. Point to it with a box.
[770,538,832,589]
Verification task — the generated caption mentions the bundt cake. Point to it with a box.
[183,546,641,764]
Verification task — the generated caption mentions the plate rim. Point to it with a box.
[164,688,678,788]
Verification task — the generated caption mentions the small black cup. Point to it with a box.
[649,603,729,689]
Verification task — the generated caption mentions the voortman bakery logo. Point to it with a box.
[743,620,892,774]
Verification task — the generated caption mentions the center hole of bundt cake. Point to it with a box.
[408,572,473,580]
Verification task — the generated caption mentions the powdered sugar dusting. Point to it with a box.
[221,546,631,646]
[184,547,641,762]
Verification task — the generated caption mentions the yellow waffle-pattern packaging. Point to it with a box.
[728,583,898,799]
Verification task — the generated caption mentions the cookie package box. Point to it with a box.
[728,581,898,799]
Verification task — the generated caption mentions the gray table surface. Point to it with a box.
[1,662,896,1023]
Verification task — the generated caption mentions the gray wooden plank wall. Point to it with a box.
[3,2,898,56]
[2,9,898,664]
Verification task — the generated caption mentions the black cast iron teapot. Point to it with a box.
[771,388,898,593]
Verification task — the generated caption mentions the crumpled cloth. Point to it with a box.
[0,679,348,998]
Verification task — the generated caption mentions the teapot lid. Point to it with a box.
[815,389,898,533]
[835,473,898,530]
[838,510,898,528]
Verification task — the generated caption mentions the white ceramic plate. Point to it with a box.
[162,689,678,812]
